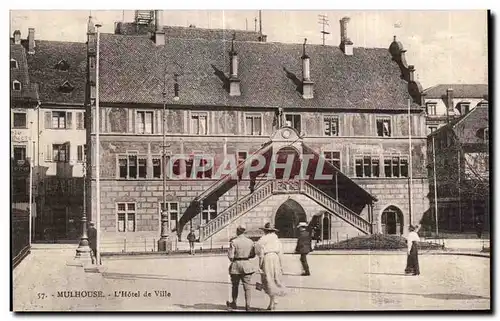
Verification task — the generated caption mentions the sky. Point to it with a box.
[9,10,488,91]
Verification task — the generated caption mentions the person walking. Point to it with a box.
[476,219,483,239]
[187,229,197,255]
[87,221,100,265]
[295,222,312,276]
[226,225,258,311]
[256,223,287,311]
[405,225,421,276]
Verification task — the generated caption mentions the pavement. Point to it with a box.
[12,243,490,312]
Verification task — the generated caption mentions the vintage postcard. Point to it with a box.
[10,9,490,312]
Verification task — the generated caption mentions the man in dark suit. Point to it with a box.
[295,222,312,276]
[226,225,258,311]
[87,221,100,265]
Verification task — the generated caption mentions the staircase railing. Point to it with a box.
[199,180,274,241]
[302,181,372,234]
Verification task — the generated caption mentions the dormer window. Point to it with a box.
[12,80,21,91]
[59,81,74,93]
[10,59,18,69]
[54,60,70,71]
[457,103,470,115]
[426,103,437,116]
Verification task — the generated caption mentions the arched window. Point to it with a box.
[12,80,21,91]
[10,59,18,69]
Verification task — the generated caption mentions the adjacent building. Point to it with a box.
[427,104,489,233]
[86,11,430,251]
[423,84,488,135]
[10,28,87,241]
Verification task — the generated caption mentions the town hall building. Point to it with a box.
[86,11,430,251]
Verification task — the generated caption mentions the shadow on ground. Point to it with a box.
[102,272,490,302]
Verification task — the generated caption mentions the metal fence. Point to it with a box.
[12,209,31,268]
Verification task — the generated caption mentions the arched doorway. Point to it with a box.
[275,199,307,238]
[381,206,404,235]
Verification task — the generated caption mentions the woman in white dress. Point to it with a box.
[405,225,421,275]
[256,223,287,310]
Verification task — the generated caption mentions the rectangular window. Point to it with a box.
[237,151,247,165]
[152,157,162,178]
[285,114,301,133]
[118,155,147,179]
[13,113,27,128]
[117,202,136,232]
[201,203,217,225]
[355,156,379,177]
[191,113,208,135]
[159,202,179,232]
[427,103,437,115]
[77,145,86,162]
[189,156,212,179]
[429,126,437,134]
[52,144,69,162]
[384,156,409,178]
[323,116,339,136]
[376,117,391,137]
[245,115,262,135]
[323,151,340,169]
[136,111,153,134]
[13,145,26,162]
[52,111,66,129]
[460,103,470,115]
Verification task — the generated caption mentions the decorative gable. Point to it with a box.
[54,59,70,71]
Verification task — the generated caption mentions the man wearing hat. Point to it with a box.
[226,225,257,311]
[295,222,312,276]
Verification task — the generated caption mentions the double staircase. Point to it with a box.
[198,179,373,242]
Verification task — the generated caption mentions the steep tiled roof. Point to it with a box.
[99,33,418,110]
[25,40,86,105]
[453,105,489,145]
[10,42,38,102]
[163,26,264,42]
[424,84,488,99]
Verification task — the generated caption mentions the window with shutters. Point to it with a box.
[426,103,437,116]
[136,111,153,134]
[323,116,339,136]
[48,111,72,129]
[52,144,69,162]
[191,113,208,135]
[355,155,380,177]
[13,112,27,128]
[76,112,86,130]
[244,114,262,135]
[323,151,341,170]
[376,117,391,137]
[117,154,147,179]
[117,202,136,232]
[77,145,86,162]
[384,155,409,178]
[284,114,301,133]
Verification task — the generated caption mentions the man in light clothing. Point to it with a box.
[226,225,258,311]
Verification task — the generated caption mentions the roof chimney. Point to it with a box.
[13,30,21,45]
[229,34,241,97]
[408,65,415,82]
[339,17,353,56]
[446,88,454,113]
[154,10,165,45]
[27,28,35,54]
[301,38,314,99]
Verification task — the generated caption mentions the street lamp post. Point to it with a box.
[75,150,91,263]
[158,73,179,252]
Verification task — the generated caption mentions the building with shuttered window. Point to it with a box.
[12,28,88,241]
[86,11,430,251]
